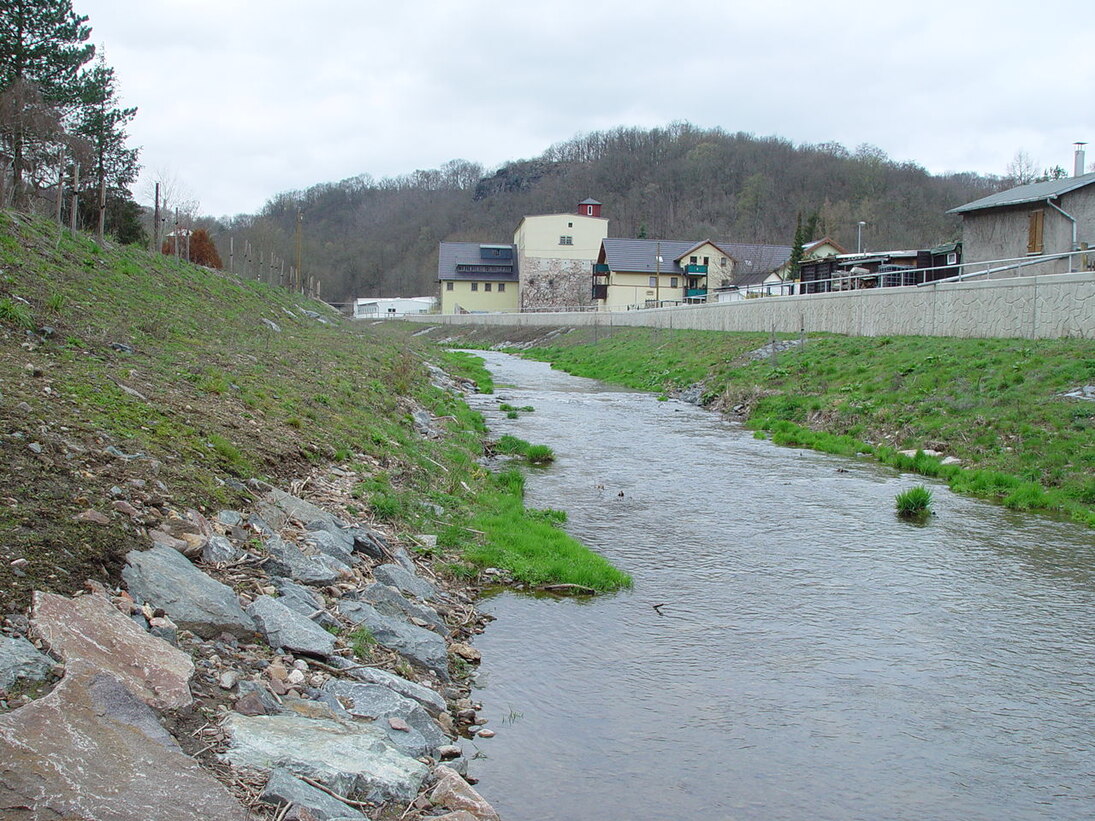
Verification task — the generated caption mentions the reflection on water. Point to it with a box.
[464,351,1095,821]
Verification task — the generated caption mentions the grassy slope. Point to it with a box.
[0,211,627,612]
[469,325,1095,527]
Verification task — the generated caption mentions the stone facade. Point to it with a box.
[519,257,593,310]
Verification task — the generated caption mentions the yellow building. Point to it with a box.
[437,243,520,314]
[593,238,794,309]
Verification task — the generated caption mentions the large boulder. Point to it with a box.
[31,591,193,710]
[260,767,366,820]
[0,635,55,690]
[122,545,256,639]
[327,660,446,718]
[359,583,447,635]
[0,669,250,821]
[373,563,437,602]
[248,595,336,657]
[303,528,357,567]
[263,536,349,586]
[430,765,500,821]
[337,600,449,680]
[324,680,449,758]
[261,489,342,530]
[222,712,428,804]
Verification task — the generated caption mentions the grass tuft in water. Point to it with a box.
[896,485,933,518]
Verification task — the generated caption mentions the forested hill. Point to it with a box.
[216,123,1002,304]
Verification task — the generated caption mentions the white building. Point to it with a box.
[353,296,436,319]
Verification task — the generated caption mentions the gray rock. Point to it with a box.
[261,767,366,820]
[323,680,449,758]
[0,634,55,689]
[273,578,338,629]
[263,488,343,529]
[261,318,281,332]
[248,596,336,657]
[348,526,390,561]
[374,563,437,601]
[306,519,356,550]
[236,680,281,715]
[222,712,429,804]
[202,534,242,564]
[0,668,250,820]
[360,583,446,635]
[263,536,349,585]
[122,545,256,639]
[337,601,448,680]
[390,546,418,574]
[216,510,244,526]
[326,660,446,718]
[304,529,357,567]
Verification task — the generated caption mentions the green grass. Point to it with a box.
[493,434,555,465]
[896,485,933,517]
[440,349,494,393]
[428,325,1095,528]
[457,470,631,591]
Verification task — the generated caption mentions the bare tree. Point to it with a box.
[1005,150,1039,186]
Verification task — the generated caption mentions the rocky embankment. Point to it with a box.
[0,472,501,820]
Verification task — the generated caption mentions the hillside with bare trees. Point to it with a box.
[215,123,1001,304]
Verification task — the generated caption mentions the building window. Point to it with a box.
[1027,210,1044,254]
[720,257,727,265]
[649,276,657,287]
[445,281,454,291]
[946,252,958,266]
[560,236,573,245]
[484,282,492,291]
[568,222,573,228]
[471,282,479,291]
[703,256,709,265]
[690,256,698,264]
[498,283,505,292]
[670,277,679,288]
[586,205,593,216]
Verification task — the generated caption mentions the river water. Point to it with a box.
[459,350,1094,821]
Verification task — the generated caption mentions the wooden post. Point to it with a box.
[152,182,160,252]
[97,177,106,241]
[69,163,80,233]
[55,158,63,226]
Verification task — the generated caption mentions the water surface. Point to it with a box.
[464,351,1094,821]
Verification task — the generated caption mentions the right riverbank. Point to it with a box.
[418,325,1095,527]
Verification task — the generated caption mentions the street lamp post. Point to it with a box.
[857,221,867,254]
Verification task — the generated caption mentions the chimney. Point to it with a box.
[1075,142,1087,177]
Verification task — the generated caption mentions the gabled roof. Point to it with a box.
[599,238,792,284]
[948,172,1095,214]
[673,239,738,263]
[578,198,602,206]
[437,242,518,282]
[802,236,848,255]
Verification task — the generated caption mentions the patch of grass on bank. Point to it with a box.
[432,325,1095,528]
[493,434,555,464]
[459,470,631,591]
[439,349,494,393]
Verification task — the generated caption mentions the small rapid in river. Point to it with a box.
[462,350,1094,821]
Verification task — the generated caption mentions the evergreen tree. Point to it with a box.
[0,0,94,200]
[74,52,138,235]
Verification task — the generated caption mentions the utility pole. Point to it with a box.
[655,241,661,307]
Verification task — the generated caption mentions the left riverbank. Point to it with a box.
[0,211,628,818]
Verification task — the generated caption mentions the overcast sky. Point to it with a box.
[78,0,1095,218]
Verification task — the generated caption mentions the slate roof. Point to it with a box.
[437,242,519,282]
[948,172,1095,214]
[600,238,792,286]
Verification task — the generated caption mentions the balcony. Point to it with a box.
[685,288,708,299]
[684,264,708,274]
[592,263,610,273]
[592,283,608,300]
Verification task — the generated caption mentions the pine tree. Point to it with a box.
[74,52,138,235]
[0,0,95,200]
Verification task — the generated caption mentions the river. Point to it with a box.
[459,350,1094,821]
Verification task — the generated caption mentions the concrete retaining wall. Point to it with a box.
[407,272,1095,339]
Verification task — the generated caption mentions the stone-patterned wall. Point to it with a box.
[409,272,1095,340]
[519,257,594,311]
